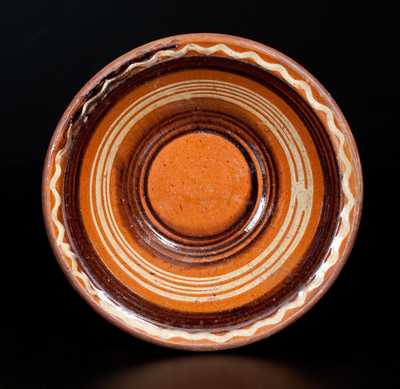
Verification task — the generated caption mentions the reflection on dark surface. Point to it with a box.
[85,356,317,389]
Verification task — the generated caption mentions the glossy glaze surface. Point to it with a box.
[43,34,362,350]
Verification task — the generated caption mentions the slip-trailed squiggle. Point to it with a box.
[47,41,357,345]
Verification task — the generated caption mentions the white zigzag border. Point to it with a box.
[48,43,356,344]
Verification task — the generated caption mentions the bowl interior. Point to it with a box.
[61,54,340,329]
[43,35,362,350]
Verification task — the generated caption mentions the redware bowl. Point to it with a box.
[42,33,362,350]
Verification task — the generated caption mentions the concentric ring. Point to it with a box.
[87,79,314,303]
[124,111,274,263]
[43,34,362,350]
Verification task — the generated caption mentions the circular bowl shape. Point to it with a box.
[43,33,363,350]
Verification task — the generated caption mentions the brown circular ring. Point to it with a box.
[42,33,363,350]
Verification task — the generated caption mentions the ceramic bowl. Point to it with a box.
[43,33,363,350]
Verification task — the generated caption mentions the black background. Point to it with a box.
[1,1,399,388]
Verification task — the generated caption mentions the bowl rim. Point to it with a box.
[42,33,363,351]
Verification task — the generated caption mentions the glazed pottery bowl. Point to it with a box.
[43,33,362,350]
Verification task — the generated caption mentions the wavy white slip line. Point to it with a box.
[48,43,355,342]
[92,83,312,298]
[49,125,98,296]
